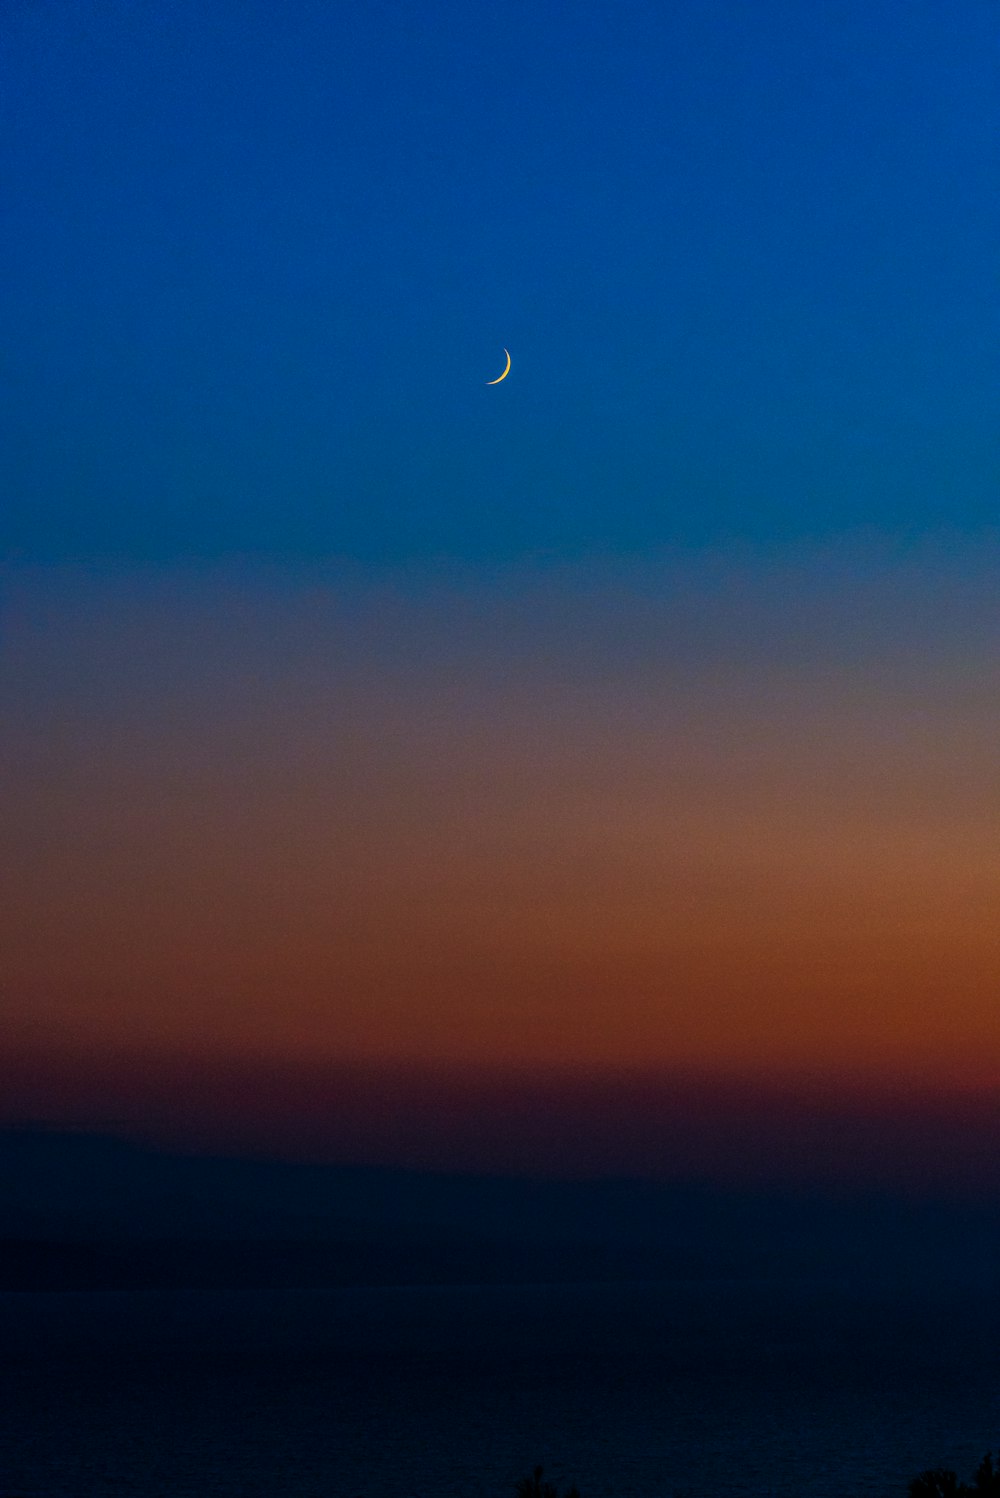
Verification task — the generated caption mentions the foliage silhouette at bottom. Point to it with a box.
[516,1467,581,1498]
[908,1453,999,1498]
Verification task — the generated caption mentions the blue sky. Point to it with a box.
[3,0,996,565]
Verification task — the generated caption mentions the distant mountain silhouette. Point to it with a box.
[3,1125,1000,1291]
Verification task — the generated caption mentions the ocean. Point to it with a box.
[2,1279,998,1498]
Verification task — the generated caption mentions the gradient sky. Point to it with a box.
[2,1,997,1182]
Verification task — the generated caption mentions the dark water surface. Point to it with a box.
[2,1280,999,1498]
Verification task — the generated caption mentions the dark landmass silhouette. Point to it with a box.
[3,1125,1000,1292]
[0,1234,729,1292]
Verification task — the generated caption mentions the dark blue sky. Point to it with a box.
[3,0,996,564]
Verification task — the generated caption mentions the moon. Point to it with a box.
[486,348,511,385]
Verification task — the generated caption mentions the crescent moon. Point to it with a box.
[486,348,511,385]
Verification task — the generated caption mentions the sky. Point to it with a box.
[2,0,998,1187]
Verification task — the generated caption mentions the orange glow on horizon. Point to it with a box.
[3,549,998,1141]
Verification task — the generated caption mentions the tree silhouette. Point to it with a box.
[911,1453,1000,1498]
[910,1471,971,1498]
[972,1454,1000,1497]
[516,1466,580,1498]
